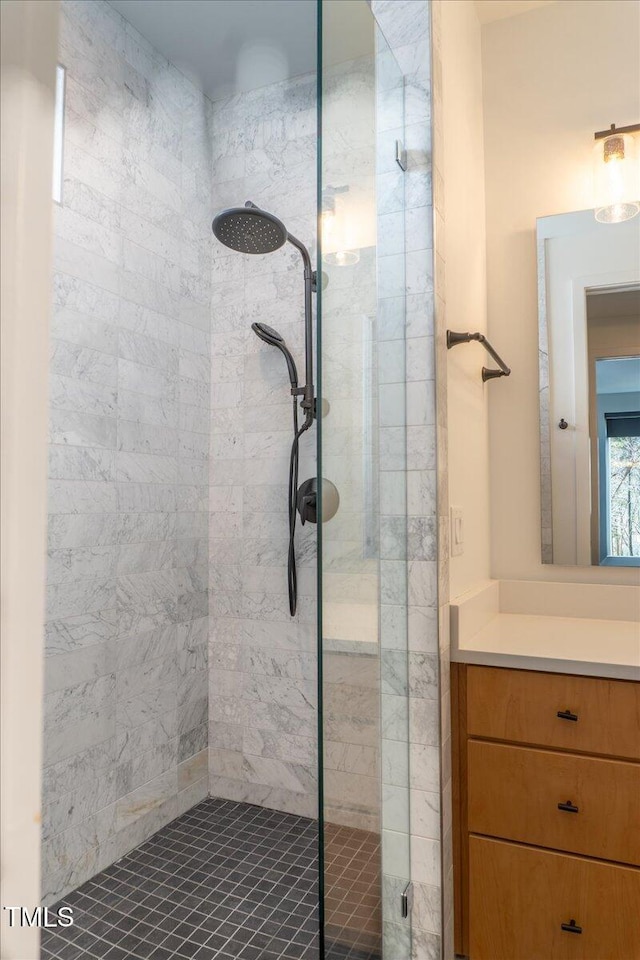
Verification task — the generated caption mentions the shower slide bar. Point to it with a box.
[446,329,512,382]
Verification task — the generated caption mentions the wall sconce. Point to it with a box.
[321,185,360,266]
[593,123,640,224]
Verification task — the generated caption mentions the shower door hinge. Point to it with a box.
[395,139,407,172]
[401,882,414,919]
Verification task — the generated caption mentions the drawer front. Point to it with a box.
[467,740,640,865]
[467,666,640,760]
[469,836,640,960]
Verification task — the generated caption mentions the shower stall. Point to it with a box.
[40,1,434,957]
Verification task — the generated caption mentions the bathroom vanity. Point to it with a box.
[450,583,640,959]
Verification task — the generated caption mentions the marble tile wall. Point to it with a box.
[374,30,414,956]
[320,52,382,839]
[371,2,442,959]
[208,76,319,819]
[43,0,211,903]
[323,651,380,833]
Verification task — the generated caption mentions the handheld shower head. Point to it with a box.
[251,322,299,389]
[212,202,288,255]
[251,321,284,347]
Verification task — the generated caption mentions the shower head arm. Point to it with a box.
[286,232,312,278]
[240,202,314,424]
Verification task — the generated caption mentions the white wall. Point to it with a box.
[442,0,490,601]
[483,0,640,584]
[1,2,58,956]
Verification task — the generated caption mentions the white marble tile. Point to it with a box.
[118,329,178,373]
[115,768,177,830]
[381,693,409,739]
[411,835,442,888]
[382,827,411,878]
[50,340,118,387]
[50,374,117,419]
[49,445,115,482]
[49,409,117,449]
[43,0,215,899]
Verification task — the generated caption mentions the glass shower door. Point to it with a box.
[318,3,411,957]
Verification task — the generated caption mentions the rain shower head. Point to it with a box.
[251,322,299,388]
[212,202,287,255]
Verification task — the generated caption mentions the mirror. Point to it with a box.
[538,211,640,565]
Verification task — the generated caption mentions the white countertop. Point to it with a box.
[450,581,640,681]
[452,612,639,680]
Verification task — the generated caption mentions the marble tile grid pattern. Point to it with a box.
[323,652,380,835]
[373,29,414,960]
[207,76,319,819]
[320,55,379,620]
[40,798,319,960]
[319,53,383,841]
[371,3,442,959]
[44,0,211,903]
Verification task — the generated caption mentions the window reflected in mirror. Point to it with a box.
[591,350,640,565]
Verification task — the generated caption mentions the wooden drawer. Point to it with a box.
[467,666,640,760]
[469,836,640,959]
[468,740,640,865]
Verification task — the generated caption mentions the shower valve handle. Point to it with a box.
[298,491,316,526]
[299,495,315,526]
[297,479,318,525]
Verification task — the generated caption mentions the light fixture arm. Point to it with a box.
[594,122,640,141]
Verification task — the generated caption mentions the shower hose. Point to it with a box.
[288,396,312,617]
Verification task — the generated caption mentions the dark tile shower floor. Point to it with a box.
[41,798,381,960]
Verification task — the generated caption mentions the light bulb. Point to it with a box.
[321,207,335,242]
[594,132,640,224]
[323,250,360,267]
[321,196,359,266]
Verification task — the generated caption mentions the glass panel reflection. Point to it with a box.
[319,4,410,956]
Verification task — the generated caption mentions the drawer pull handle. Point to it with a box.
[557,709,578,722]
[561,920,583,935]
[558,800,579,813]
